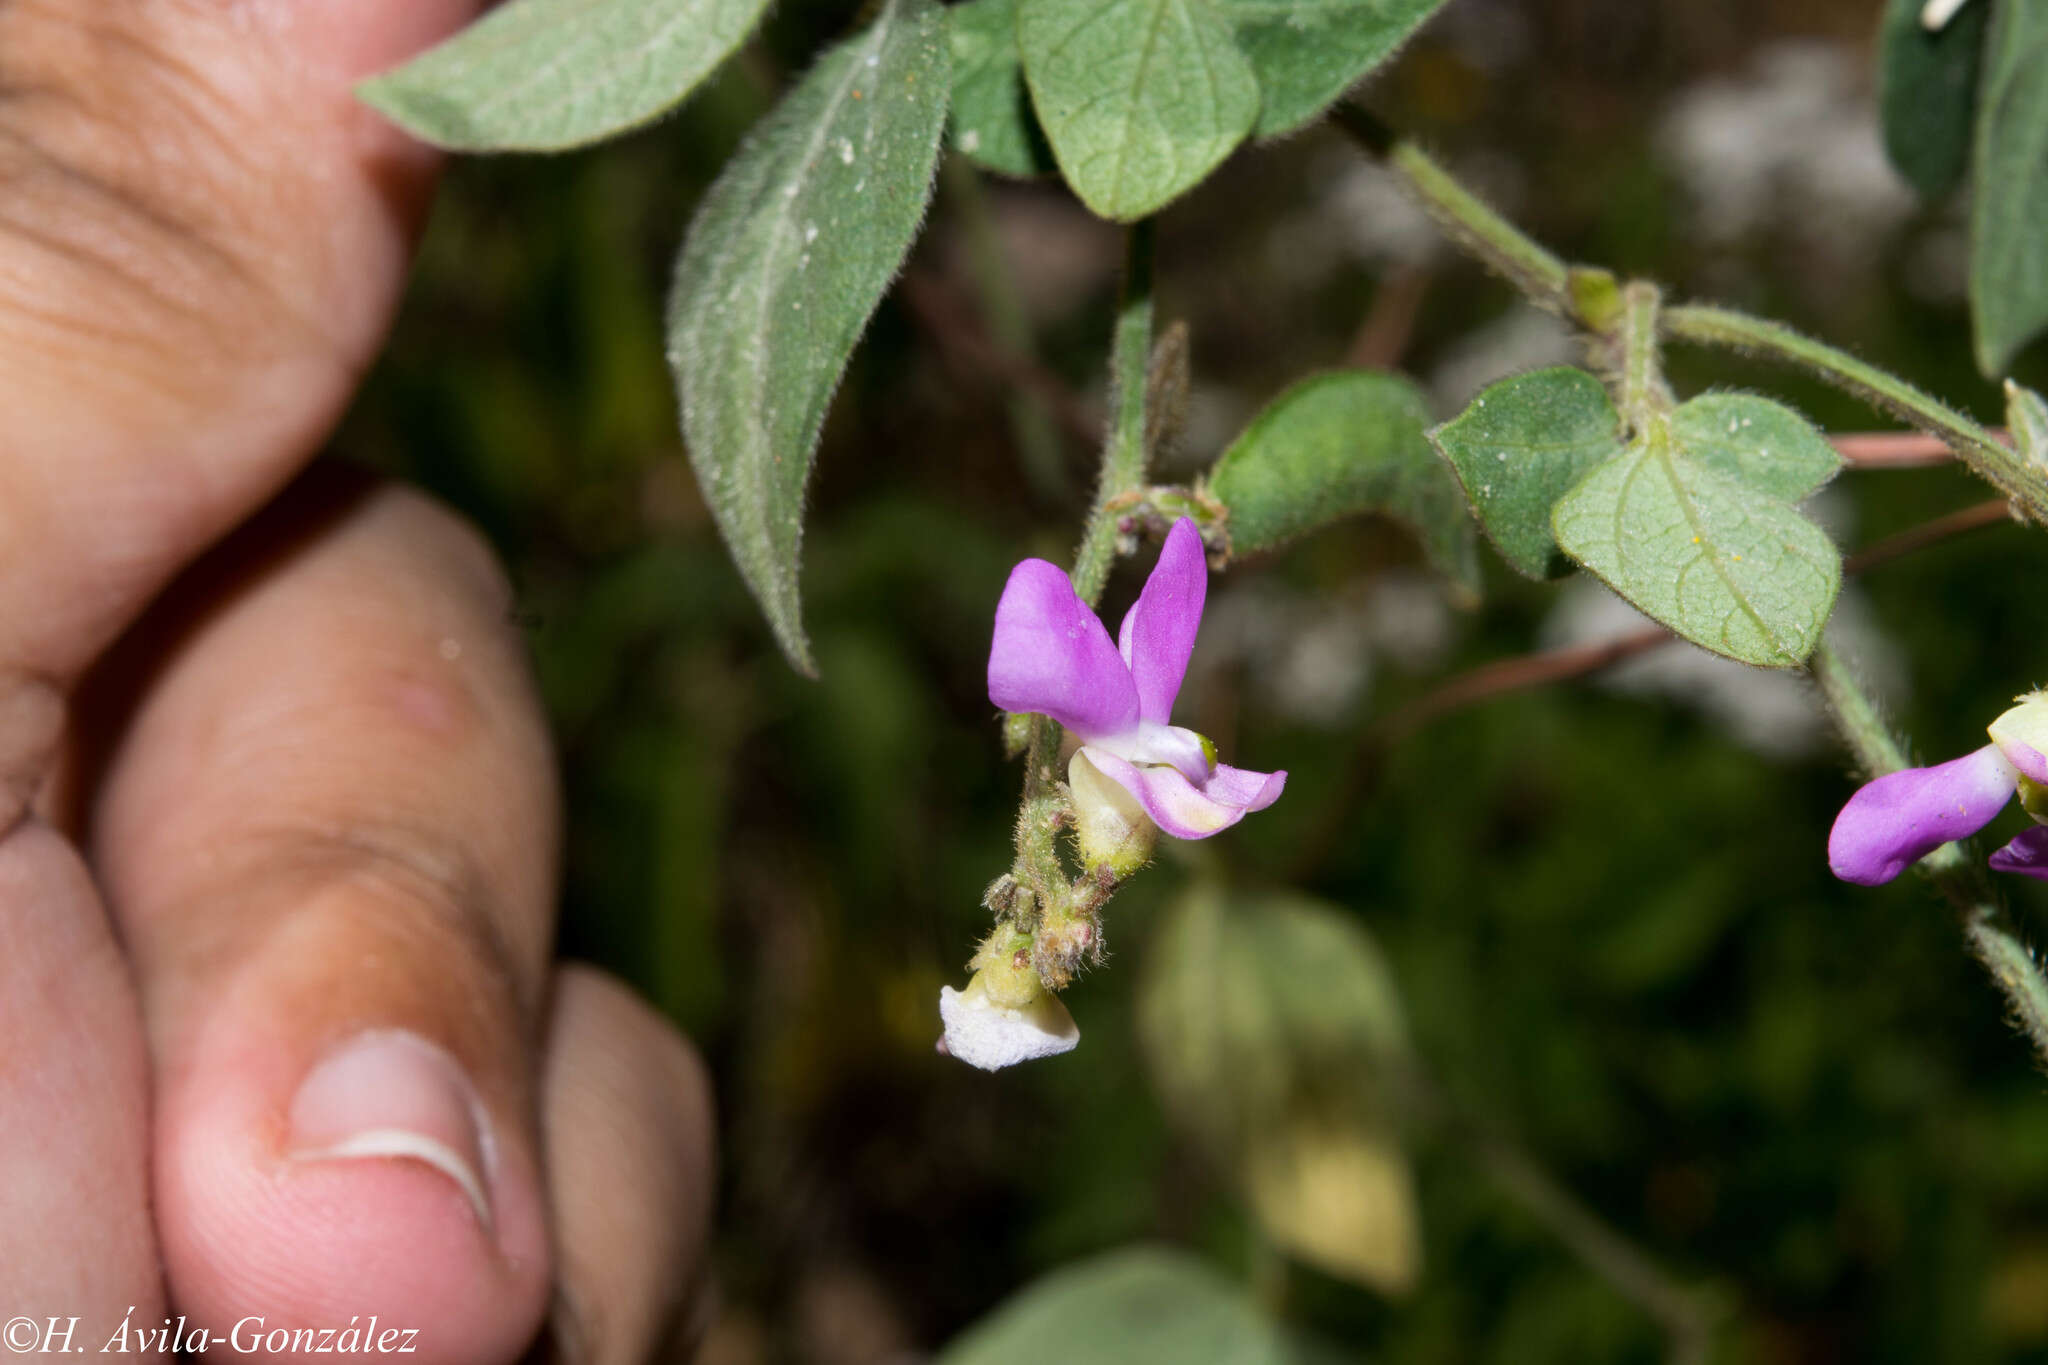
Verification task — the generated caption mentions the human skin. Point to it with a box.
[0,1,712,1359]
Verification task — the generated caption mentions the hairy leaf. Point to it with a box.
[1550,403,1842,668]
[1222,0,1449,137]
[668,0,950,674]
[950,0,1058,176]
[939,1247,1312,1365]
[1665,393,1842,500]
[1972,0,2048,375]
[1017,0,1260,220]
[1430,367,1621,580]
[1878,0,1989,199]
[359,0,770,151]
[1210,370,1480,601]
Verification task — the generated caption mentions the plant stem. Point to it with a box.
[1618,281,1668,432]
[1004,221,1158,942]
[1071,219,1158,608]
[1808,639,2048,1065]
[1333,104,1575,314]
[1664,305,2048,521]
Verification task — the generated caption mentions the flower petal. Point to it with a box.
[1089,722,1212,785]
[938,984,1080,1070]
[989,558,1138,739]
[1117,517,1207,724]
[1990,825,2048,880]
[1828,744,2018,885]
[1989,696,2048,785]
[1084,748,1286,840]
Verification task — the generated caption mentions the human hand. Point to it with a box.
[0,2,712,1359]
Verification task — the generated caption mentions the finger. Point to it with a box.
[81,469,559,1360]
[538,967,716,1365]
[0,823,165,1331]
[0,0,478,809]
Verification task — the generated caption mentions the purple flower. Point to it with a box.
[1829,695,2048,885]
[988,517,1285,840]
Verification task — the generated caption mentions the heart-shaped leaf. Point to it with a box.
[1017,0,1260,220]
[1551,395,1842,668]
[359,0,771,151]
[667,0,950,674]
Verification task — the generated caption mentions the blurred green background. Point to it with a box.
[339,0,2048,1358]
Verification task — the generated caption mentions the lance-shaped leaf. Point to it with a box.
[1209,370,1479,602]
[1551,394,1842,668]
[939,1247,1319,1365]
[1017,0,1261,220]
[1430,367,1623,580]
[2009,379,2048,473]
[359,0,771,152]
[1972,0,2048,375]
[1221,0,1449,137]
[950,0,1057,177]
[668,0,950,674]
[1139,884,1420,1294]
[1877,0,1989,198]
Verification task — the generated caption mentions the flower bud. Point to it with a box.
[1069,749,1156,877]
[1989,693,2048,786]
[937,970,1080,1070]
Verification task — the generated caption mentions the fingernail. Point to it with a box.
[288,1028,494,1229]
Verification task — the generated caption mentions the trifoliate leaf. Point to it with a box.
[668,0,950,674]
[1551,401,1842,668]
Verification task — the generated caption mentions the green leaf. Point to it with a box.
[1878,0,1989,199]
[1429,367,1623,580]
[940,1247,1311,1365]
[1139,884,1420,1294]
[1550,399,1842,668]
[1972,0,2048,375]
[1017,0,1261,220]
[949,0,1057,176]
[668,0,950,674]
[1664,393,1843,501]
[358,0,770,152]
[1222,0,1449,137]
[1210,370,1480,601]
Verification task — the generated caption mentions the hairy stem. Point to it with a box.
[1002,221,1158,955]
[1332,104,1575,316]
[1618,281,1668,432]
[1808,640,2048,1066]
[1664,305,2048,522]
[1072,219,1158,607]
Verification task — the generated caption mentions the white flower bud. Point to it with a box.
[938,972,1080,1071]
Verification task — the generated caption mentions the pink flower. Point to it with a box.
[988,518,1285,839]
[1829,694,2048,885]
